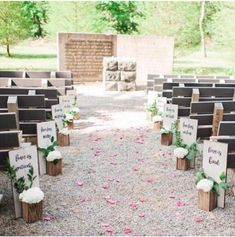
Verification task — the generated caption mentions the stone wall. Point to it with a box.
[58,33,174,85]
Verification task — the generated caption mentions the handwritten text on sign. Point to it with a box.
[59,96,74,113]
[9,145,39,218]
[179,118,198,145]
[203,140,228,208]
[52,104,64,131]
[163,104,178,130]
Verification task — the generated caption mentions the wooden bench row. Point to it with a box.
[0,71,72,78]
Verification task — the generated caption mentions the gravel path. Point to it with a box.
[1,84,235,236]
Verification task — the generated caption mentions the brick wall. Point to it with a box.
[58,33,174,84]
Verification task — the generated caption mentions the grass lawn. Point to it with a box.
[0,38,235,76]
[0,38,57,71]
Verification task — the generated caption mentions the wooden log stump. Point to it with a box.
[46,159,62,176]
[161,133,173,146]
[22,201,43,223]
[57,133,70,146]
[75,113,80,120]
[153,122,161,131]
[176,157,190,171]
[146,111,154,121]
[67,121,74,130]
[198,190,217,211]
[25,136,38,146]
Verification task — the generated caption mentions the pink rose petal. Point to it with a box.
[139,212,145,218]
[195,216,203,223]
[129,203,138,210]
[76,181,83,187]
[176,201,185,206]
[139,197,145,203]
[124,227,132,235]
[80,198,86,203]
[102,183,109,189]
[105,227,113,234]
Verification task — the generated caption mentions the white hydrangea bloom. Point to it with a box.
[196,179,213,192]
[152,115,163,122]
[71,107,80,113]
[59,127,69,136]
[64,113,73,122]
[46,150,62,162]
[19,187,44,204]
[174,147,188,159]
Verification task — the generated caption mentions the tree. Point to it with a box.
[199,1,206,57]
[96,1,144,34]
[21,2,49,38]
[0,2,30,56]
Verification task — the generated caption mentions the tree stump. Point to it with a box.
[57,133,70,146]
[22,201,43,223]
[198,190,217,211]
[161,133,173,146]
[176,157,190,171]
[46,159,62,176]
[153,122,161,131]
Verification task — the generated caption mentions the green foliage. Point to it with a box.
[5,161,36,194]
[38,136,58,159]
[195,169,230,195]
[185,142,201,160]
[147,102,158,115]
[96,1,144,34]
[21,2,49,38]
[0,2,30,56]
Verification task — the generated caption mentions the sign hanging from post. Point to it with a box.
[163,104,178,130]
[51,104,64,131]
[203,140,228,208]
[9,145,39,218]
[37,121,57,175]
[179,118,198,146]
[59,96,74,112]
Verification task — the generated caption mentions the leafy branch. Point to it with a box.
[38,136,58,159]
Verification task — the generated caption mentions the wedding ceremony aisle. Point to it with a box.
[1,84,235,235]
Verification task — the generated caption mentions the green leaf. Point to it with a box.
[219,171,226,181]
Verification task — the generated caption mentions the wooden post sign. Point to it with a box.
[156,97,167,113]
[179,118,198,146]
[203,140,228,208]
[59,96,74,113]
[51,104,64,131]
[37,121,57,175]
[9,145,39,218]
[163,104,178,130]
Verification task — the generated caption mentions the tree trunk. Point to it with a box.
[199,1,207,58]
[6,44,11,57]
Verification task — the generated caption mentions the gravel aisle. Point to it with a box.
[1,84,235,236]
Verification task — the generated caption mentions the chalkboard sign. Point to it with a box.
[203,140,228,208]
[59,95,74,112]
[37,121,57,175]
[9,145,39,218]
[179,118,198,145]
[163,104,178,130]
[51,104,64,131]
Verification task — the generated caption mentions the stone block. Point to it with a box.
[118,60,136,71]
[103,58,118,71]
[104,81,118,91]
[117,81,136,91]
[121,71,136,82]
[105,71,120,81]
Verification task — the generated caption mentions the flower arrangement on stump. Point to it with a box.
[195,169,229,211]
[152,115,163,131]
[70,106,80,120]
[160,127,173,146]
[174,147,189,170]
[57,127,70,146]
[146,102,158,121]
[6,164,44,223]
[64,113,74,130]
[38,137,62,176]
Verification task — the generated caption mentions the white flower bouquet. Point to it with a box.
[19,187,44,204]
[152,115,163,123]
[174,147,188,159]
